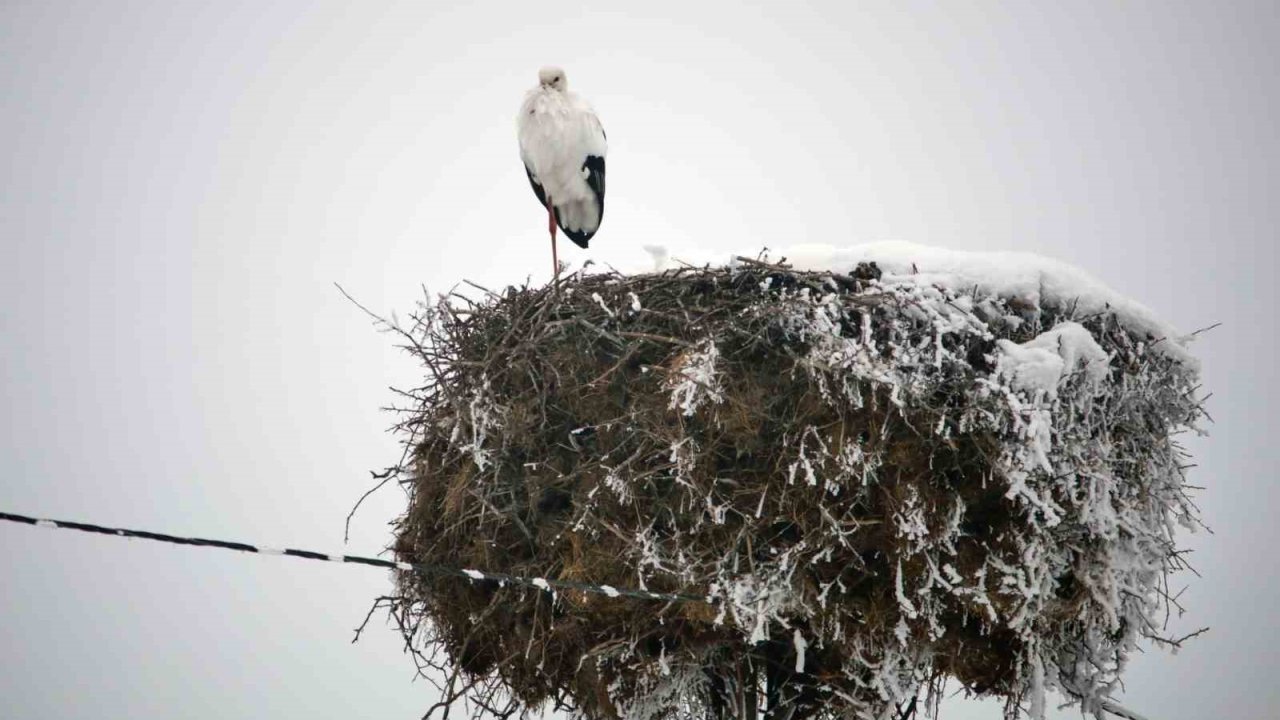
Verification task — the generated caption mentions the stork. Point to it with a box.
[517,67,607,282]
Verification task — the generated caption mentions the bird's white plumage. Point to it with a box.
[518,68,607,243]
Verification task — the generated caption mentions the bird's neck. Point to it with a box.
[531,88,572,109]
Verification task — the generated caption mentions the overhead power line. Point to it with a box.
[0,511,707,605]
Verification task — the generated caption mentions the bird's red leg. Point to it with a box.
[547,198,559,286]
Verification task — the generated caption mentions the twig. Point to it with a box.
[1100,699,1152,720]
[617,331,694,347]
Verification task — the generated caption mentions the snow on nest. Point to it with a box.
[995,322,1112,399]
[631,240,1197,369]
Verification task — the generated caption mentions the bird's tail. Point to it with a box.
[556,199,600,249]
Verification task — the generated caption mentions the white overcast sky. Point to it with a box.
[2,2,1276,718]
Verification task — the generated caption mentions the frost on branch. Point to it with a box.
[385,251,1204,720]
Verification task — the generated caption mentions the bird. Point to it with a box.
[517,67,607,282]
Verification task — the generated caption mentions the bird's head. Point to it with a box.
[538,67,567,92]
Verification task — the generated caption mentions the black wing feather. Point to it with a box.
[524,164,548,209]
[583,155,605,206]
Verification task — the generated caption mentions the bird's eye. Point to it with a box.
[554,76,560,82]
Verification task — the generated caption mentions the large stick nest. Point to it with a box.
[384,258,1203,720]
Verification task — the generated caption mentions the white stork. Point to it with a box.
[517,67,607,280]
